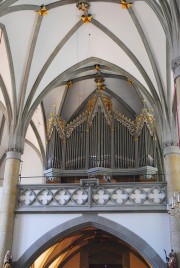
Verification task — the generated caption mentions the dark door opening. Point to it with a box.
[89,265,122,268]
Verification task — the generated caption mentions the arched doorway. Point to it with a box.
[13,215,166,268]
[31,227,150,268]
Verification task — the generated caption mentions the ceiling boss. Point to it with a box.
[77,0,92,23]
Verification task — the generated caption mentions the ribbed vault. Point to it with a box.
[0,0,179,172]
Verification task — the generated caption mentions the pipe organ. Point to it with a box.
[46,88,160,181]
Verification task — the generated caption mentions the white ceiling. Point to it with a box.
[0,0,176,160]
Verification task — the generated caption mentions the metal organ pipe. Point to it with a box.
[47,101,158,174]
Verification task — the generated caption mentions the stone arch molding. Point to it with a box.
[13,214,166,268]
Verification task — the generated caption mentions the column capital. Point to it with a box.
[163,141,180,156]
[5,147,23,160]
[172,56,180,80]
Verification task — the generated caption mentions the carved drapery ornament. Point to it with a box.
[172,56,180,72]
[165,250,178,268]
[3,251,12,268]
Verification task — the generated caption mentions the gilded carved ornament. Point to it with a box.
[66,112,87,138]
[77,0,92,23]
[47,97,155,141]
[81,15,92,23]
[47,72,155,141]
[135,107,155,137]
[120,0,133,9]
[36,5,48,16]
[87,90,112,127]
[114,111,135,135]
[47,104,65,141]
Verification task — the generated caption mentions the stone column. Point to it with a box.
[164,145,180,265]
[163,56,180,266]
[0,149,22,267]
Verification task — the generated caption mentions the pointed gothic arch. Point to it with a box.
[13,214,166,268]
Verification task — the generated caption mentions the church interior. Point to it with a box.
[0,0,180,267]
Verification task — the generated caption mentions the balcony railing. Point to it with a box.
[16,180,167,213]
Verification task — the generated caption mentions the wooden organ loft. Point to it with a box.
[45,75,163,183]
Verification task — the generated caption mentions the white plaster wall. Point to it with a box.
[12,212,171,264]
[99,213,171,263]
[20,142,44,184]
[12,213,82,261]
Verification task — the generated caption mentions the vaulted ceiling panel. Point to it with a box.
[25,124,40,152]
[25,4,79,104]
[0,11,37,103]
[31,22,149,109]
[31,104,46,151]
[133,2,167,95]
[0,0,176,158]
[11,0,62,5]
[61,79,95,121]
[105,78,142,112]
[91,2,158,92]
[43,85,67,121]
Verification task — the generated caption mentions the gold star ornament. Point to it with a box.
[120,0,133,9]
[81,14,92,23]
[66,81,73,89]
[36,5,48,16]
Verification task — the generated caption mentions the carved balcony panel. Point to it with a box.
[16,182,167,213]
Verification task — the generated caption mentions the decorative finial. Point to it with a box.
[95,75,106,91]
[95,64,100,71]
[36,5,48,16]
[47,105,65,141]
[120,0,133,9]
[135,101,155,137]
[4,250,12,267]
[94,65,106,90]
